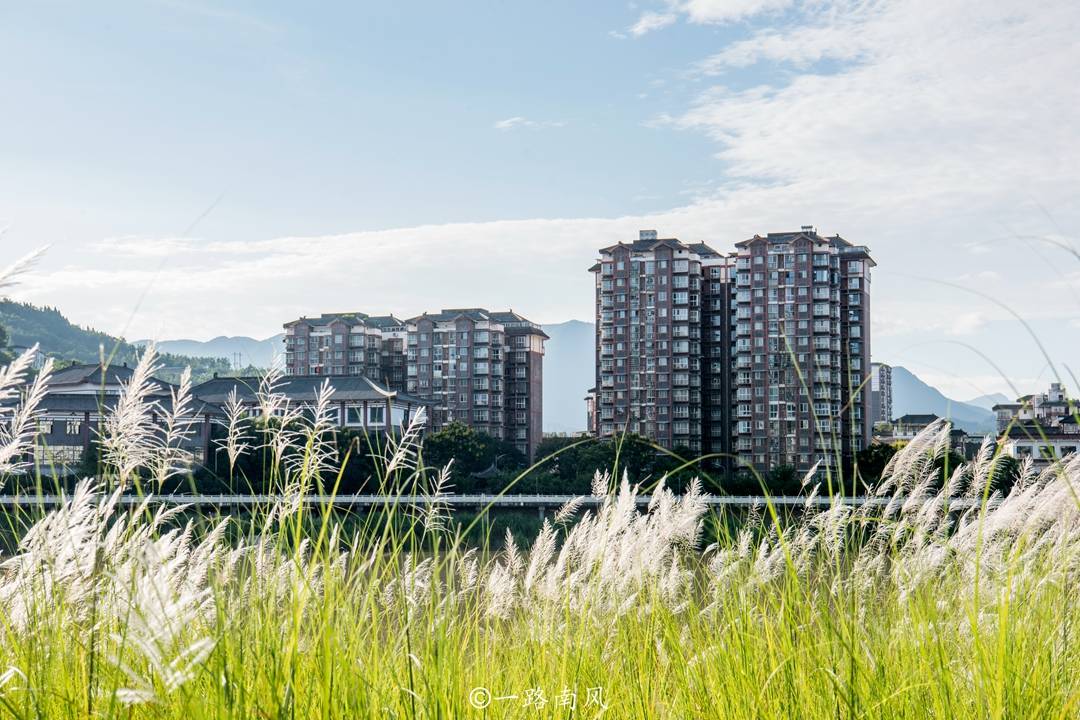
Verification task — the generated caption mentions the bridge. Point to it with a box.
[0,493,982,511]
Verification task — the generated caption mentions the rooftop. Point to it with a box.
[598,234,722,259]
[191,375,431,406]
[48,363,179,395]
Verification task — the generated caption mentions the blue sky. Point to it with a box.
[2,1,730,235]
[2,0,1079,400]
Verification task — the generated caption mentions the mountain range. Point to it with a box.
[890,366,997,434]
[0,300,233,384]
[142,335,284,369]
[961,392,1012,412]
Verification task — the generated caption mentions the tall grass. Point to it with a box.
[0,346,1077,718]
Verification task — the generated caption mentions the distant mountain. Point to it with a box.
[963,392,1012,411]
[0,300,231,384]
[891,366,997,434]
[535,328,1004,436]
[541,320,594,433]
[140,335,283,369]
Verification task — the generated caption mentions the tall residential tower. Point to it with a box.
[591,227,874,476]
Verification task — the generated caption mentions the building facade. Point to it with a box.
[192,374,430,432]
[284,308,546,460]
[407,309,546,459]
[283,313,408,383]
[993,382,1077,433]
[591,227,874,476]
[590,232,731,456]
[870,362,892,428]
[993,382,1078,466]
[18,363,221,475]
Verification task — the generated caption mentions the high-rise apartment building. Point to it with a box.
[731,229,873,473]
[870,362,892,427]
[592,227,874,476]
[590,232,731,456]
[283,308,546,459]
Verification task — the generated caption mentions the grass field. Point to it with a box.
[0,338,1078,719]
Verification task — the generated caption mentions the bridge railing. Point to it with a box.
[0,494,983,509]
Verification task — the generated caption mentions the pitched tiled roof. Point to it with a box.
[894,413,941,425]
[598,238,720,256]
[191,375,431,406]
[49,363,178,395]
[24,392,223,416]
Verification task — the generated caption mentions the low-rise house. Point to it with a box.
[1001,415,1079,466]
[992,382,1078,466]
[889,414,941,440]
[993,382,1077,433]
[17,363,222,474]
[191,374,431,432]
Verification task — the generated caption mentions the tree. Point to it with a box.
[856,442,898,489]
[0,322,12,364]
[421,422,526,491]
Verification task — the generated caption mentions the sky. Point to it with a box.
[1,0,1078,401]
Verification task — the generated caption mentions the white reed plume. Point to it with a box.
[214,387,251,472]
[256,364,288,424]
[554,495,585,526]
[108,539,217,706]
[285,378,339,484]
[418,461,454,534]
[152,365,197,487]
[0,246,47,294]
[384,406,426,477]
[252,365,303,471]
[100,343,165,485]
[0,348,53,476]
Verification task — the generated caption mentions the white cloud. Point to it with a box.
[629,0,795,34]
[954,270,1001,285]
[493,116,566,131]
[628,10,677,37]
[681,0,794,24]
[948,311,987,337]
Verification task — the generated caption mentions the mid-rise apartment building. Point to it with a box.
[407,309,545,458]
[283,313,408,383]
[283,309,546,459]
[592,227,874,476]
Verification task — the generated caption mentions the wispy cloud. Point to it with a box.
[493,116,566,131]
[628,11,677,37]
[628,0,794,36]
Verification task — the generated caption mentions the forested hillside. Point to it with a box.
[0,300,232,383]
